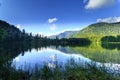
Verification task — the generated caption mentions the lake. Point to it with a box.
[11,43,120,75]
[12,46,92,70]
[1,42,120,78]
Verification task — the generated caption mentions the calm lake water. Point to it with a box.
[11,43,120,75]
[12,47,91,70]
[1,42,120,75]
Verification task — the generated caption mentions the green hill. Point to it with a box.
[71,22,120,42]
[0,20,21,41]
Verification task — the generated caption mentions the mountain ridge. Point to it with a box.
[70,22,120,41]
[48,30,78,39]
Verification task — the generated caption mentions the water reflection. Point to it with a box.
[101,43,120,50]
[1,41,120,77]
[12,47,91,70]
[12,46,120,75]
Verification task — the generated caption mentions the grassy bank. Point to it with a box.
[0,59,119,80]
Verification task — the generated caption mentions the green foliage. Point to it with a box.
[71,22,120,42]
[101,35,120,42]
[0,28,3,40]
[0,59,116,80]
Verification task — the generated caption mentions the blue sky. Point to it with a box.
[0,0,120,36]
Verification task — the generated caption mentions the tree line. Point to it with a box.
[1,29,91,46]
[0,20,91,47]
[101,35,120,42]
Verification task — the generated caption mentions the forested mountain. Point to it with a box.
[0,20,35,43]
[0,20,90,46]
[3,19,120,43]
[0,20,21,41]
[49,31,77,39]
[70,22,120,41]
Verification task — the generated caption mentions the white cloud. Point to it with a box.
[97,17,120,23]
[48,17,58,23]
[16,24,21,29]
[50,24,57,31]
[85,0,115,9]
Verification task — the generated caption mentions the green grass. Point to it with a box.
[0,59,119,80]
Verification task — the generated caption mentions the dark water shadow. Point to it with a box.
[101,43,120,50]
